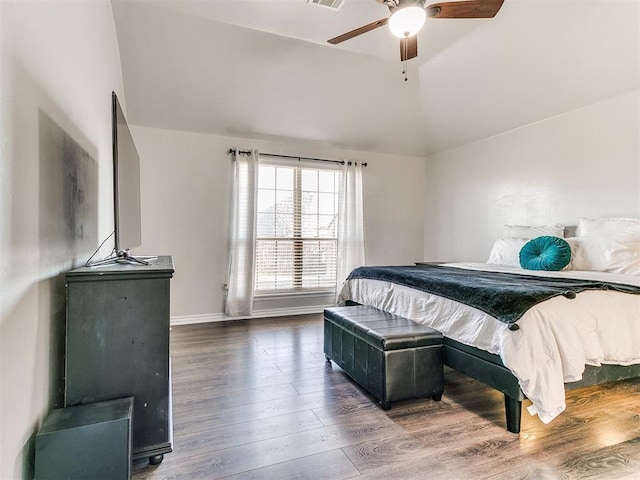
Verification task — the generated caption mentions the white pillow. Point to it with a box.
[577,218,640,239]
[504,224,565,239]
[560,237,579,270]
[569,236,640,275]
[487,238,528,267]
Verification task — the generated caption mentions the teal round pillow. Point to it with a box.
[519,236,571,271]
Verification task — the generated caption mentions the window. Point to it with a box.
[255,162,339,294]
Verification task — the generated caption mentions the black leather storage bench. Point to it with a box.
[324,305,444,409]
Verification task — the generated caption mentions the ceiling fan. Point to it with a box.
[328,0,505,62]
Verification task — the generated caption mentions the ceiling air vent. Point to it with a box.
[308,0,344,10]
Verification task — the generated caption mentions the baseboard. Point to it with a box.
[170,305,329,326]
[170,313,228,326]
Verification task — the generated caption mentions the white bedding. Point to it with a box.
[337,262,640,423]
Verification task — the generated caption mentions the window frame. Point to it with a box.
[254,156,340,297]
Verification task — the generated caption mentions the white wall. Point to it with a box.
[424,89,640,262]
[0,2,123,478]
[131,126,427,322]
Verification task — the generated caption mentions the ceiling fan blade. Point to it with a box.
[426,0,504,19]
[400,36,418,61]
[328,17,389,45]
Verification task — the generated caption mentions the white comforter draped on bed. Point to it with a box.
[337,262,640,423]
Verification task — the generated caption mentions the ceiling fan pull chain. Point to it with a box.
[401,36,408,81]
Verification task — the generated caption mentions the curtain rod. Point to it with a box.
[228,149,367,167]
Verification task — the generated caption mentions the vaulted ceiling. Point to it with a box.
[111,0,639,157]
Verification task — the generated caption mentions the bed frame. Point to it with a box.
[444,337,640,433]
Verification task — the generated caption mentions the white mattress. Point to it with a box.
[337,262,640,423]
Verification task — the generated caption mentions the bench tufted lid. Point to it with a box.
[324,306,442,351]
[325,306,411,331]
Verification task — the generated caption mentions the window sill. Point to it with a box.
[254,289,336,300]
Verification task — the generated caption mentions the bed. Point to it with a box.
[337,220,640,433]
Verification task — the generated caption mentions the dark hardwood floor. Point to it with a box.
[133,314,640,479]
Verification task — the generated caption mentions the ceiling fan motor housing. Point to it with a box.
[377,0,426,12]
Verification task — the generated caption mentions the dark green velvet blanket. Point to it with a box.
[346,265,640,325]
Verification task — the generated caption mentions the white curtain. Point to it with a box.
[336,161,365,297]
[226,149,258,315]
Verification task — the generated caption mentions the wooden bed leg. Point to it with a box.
[504,395,522,434]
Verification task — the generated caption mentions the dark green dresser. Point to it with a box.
[65,256,174,465]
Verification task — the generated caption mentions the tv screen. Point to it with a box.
[112,91,142,254]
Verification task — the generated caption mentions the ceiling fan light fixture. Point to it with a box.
[388,6,426,38]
